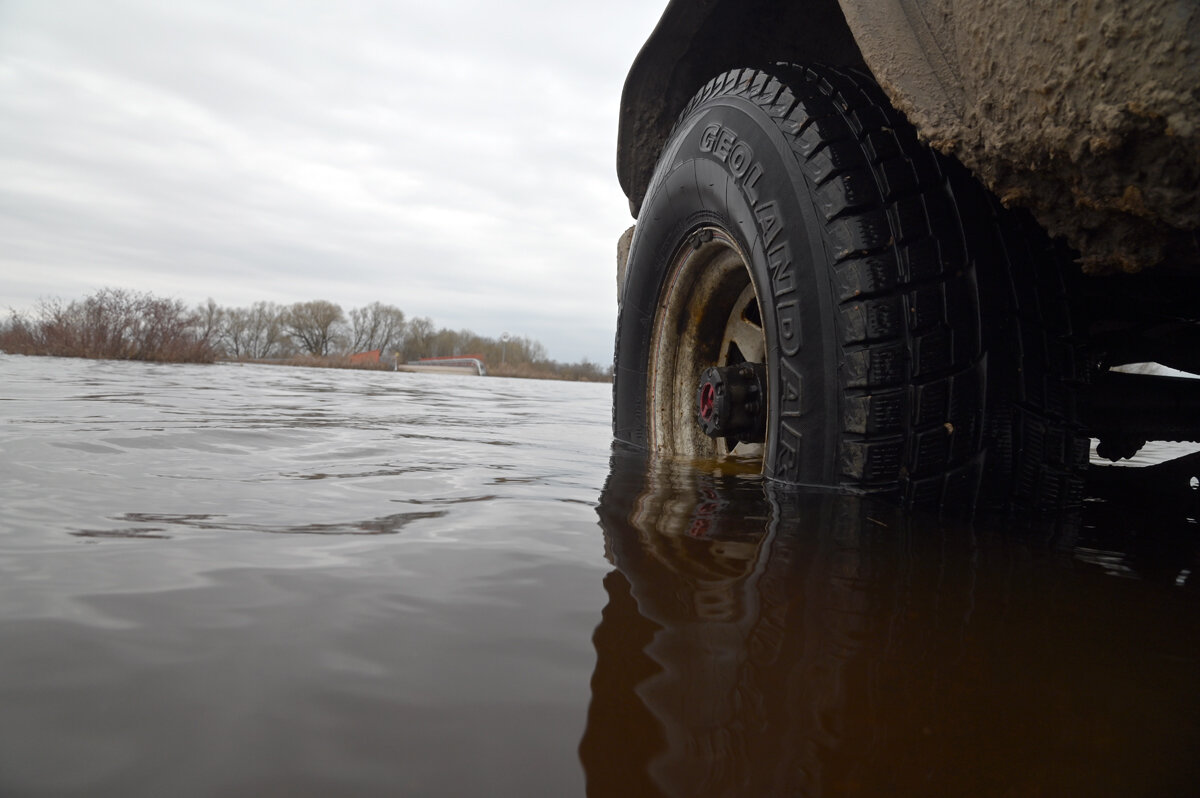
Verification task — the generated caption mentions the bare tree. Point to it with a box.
[1,288,215,362]
[512,335,547,363]
[2,289,610,378]
[223,301,289,358]
[284,300,346,355]
[402,316,435,360]
[194,298,223,350]
[348,302,406,354]
[250,301,290,358]
[221,307,250,358]
[430,327,460,358]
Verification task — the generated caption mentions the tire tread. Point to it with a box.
[643,64,1082,510]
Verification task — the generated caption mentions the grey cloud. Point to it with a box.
[0,0,665,363]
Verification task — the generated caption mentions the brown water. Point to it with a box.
[1,355,1197,796]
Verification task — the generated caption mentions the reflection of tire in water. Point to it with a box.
[581,450,1200,797]
[584,453,906,796]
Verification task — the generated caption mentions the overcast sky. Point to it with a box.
[0,0,666,363]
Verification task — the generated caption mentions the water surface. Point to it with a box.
[1,355,1197,796]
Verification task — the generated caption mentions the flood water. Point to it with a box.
[1,354,1197,797]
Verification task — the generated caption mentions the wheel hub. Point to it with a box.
[696,362,767,445]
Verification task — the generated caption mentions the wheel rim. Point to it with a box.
[648,226,767,464]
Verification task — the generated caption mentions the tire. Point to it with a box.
[613,65,1087,509]
[969,198,1090,510]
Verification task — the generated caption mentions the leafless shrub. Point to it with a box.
[0,288,217,363]
[1,289,611,380]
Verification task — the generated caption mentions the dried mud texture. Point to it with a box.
[860,0,1200,273]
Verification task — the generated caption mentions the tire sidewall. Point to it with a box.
[614,94,840,484]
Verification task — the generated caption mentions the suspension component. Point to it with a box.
[696,362,767,445]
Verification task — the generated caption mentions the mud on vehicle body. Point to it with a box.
[612,0,1200,510]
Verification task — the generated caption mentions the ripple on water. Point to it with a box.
[1,354,1196,797]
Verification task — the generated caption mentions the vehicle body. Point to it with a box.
[612,0,1200,508]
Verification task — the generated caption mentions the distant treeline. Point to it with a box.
[0,288,611,382]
